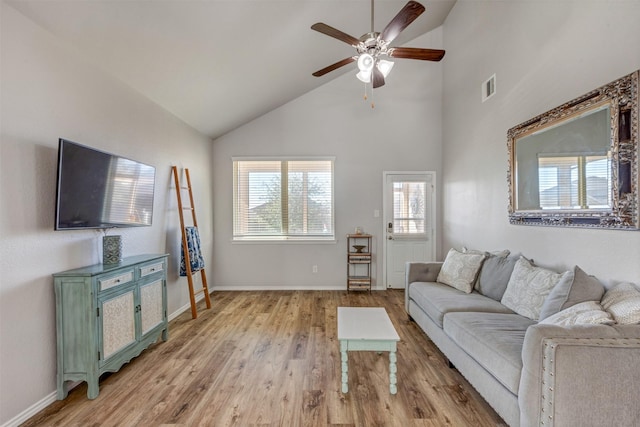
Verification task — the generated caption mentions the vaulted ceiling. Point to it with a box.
[8,0,456,139]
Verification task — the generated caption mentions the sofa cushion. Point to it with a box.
[539,301,614,326]
[409,281,513,328]
[474,253,519,301]
[538,265,605,320]
[501,257,567,321]
[601,282,640,325]
[443,312,535,395]
[437,248,487,293]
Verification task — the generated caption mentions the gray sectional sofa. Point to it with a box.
[405,250,640,427]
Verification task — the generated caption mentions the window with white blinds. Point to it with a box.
[537,154,611,209]
[233,158,334,240]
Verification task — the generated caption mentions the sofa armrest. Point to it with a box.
[519,323,640,427]
[404,262,443,313]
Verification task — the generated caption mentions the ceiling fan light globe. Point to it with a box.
[377,60,394,78]
[356,70,372,83]
[357,53,374,72]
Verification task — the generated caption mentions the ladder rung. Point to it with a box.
[182,207,194,211]
[194,288,207,295]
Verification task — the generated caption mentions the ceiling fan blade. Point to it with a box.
[372,67,385,89]
[312,57,356,77]
[379,1,425,44]
[389,47,446,61]
[311,23,360,46]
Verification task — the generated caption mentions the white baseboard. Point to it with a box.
[1,391,57,427]
[168,293,205,321]
[211,285,347,291]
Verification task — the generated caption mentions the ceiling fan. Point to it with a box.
[311,0,445,89]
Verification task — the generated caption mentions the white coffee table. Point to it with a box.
[337,307,400,394]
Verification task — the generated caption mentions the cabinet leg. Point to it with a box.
[87,378,99,400]
[57,381,69,400]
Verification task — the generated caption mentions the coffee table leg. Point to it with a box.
[340,341,349,393]
[389,351,397,394]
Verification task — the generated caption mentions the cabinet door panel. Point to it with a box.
[101,290,136,360]
[140,279,163,335]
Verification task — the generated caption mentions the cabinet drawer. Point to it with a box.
[99,271,134,292]
[139,262,164,278]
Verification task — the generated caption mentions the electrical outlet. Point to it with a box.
[312,265,318,273]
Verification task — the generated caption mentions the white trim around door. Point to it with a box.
[382,171,436,289]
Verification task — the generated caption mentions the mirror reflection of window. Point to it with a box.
[537,154,611,210]
[514,104,611,211]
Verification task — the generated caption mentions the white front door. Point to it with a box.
[383,172,435,289]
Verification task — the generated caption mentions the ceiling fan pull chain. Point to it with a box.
[370,87,375,109]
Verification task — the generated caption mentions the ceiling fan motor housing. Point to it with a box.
[358,32,388,58]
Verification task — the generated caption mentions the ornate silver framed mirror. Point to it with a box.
[507,70,638,229]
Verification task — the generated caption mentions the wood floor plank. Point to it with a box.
[23,290,506,426]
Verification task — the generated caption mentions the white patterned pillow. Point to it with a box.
[501,257,567,321]
[601,282,640,325]
[539,301,614,326]
[436,248,486,293]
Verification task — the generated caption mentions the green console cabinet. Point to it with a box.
[53,254,169,400]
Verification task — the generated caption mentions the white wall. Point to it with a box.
[0,3,213,424]
[211,29,444,290]
[442,1,640,284]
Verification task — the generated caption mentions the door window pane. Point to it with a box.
[392,182,426,234]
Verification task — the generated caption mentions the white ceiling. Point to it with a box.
[8,0,456,140]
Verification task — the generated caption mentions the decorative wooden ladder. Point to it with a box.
[171,166,212,319]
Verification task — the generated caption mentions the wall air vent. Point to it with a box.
[482,74,496,102]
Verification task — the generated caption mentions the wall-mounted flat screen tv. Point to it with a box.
[55,139,156,230]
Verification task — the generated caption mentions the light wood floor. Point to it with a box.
[24,290,506,426]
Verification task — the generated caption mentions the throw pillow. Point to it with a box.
[436,248,486,293]
[501,257,567,321]
[474,253,520,301]
[601,282,640,325]
[538,265,605,320]
[539,301,614,326]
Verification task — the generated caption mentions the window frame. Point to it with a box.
[232,156,336,243]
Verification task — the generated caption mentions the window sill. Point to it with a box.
[232,236,337,245]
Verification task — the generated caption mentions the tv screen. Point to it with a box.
[55,139,156,230]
